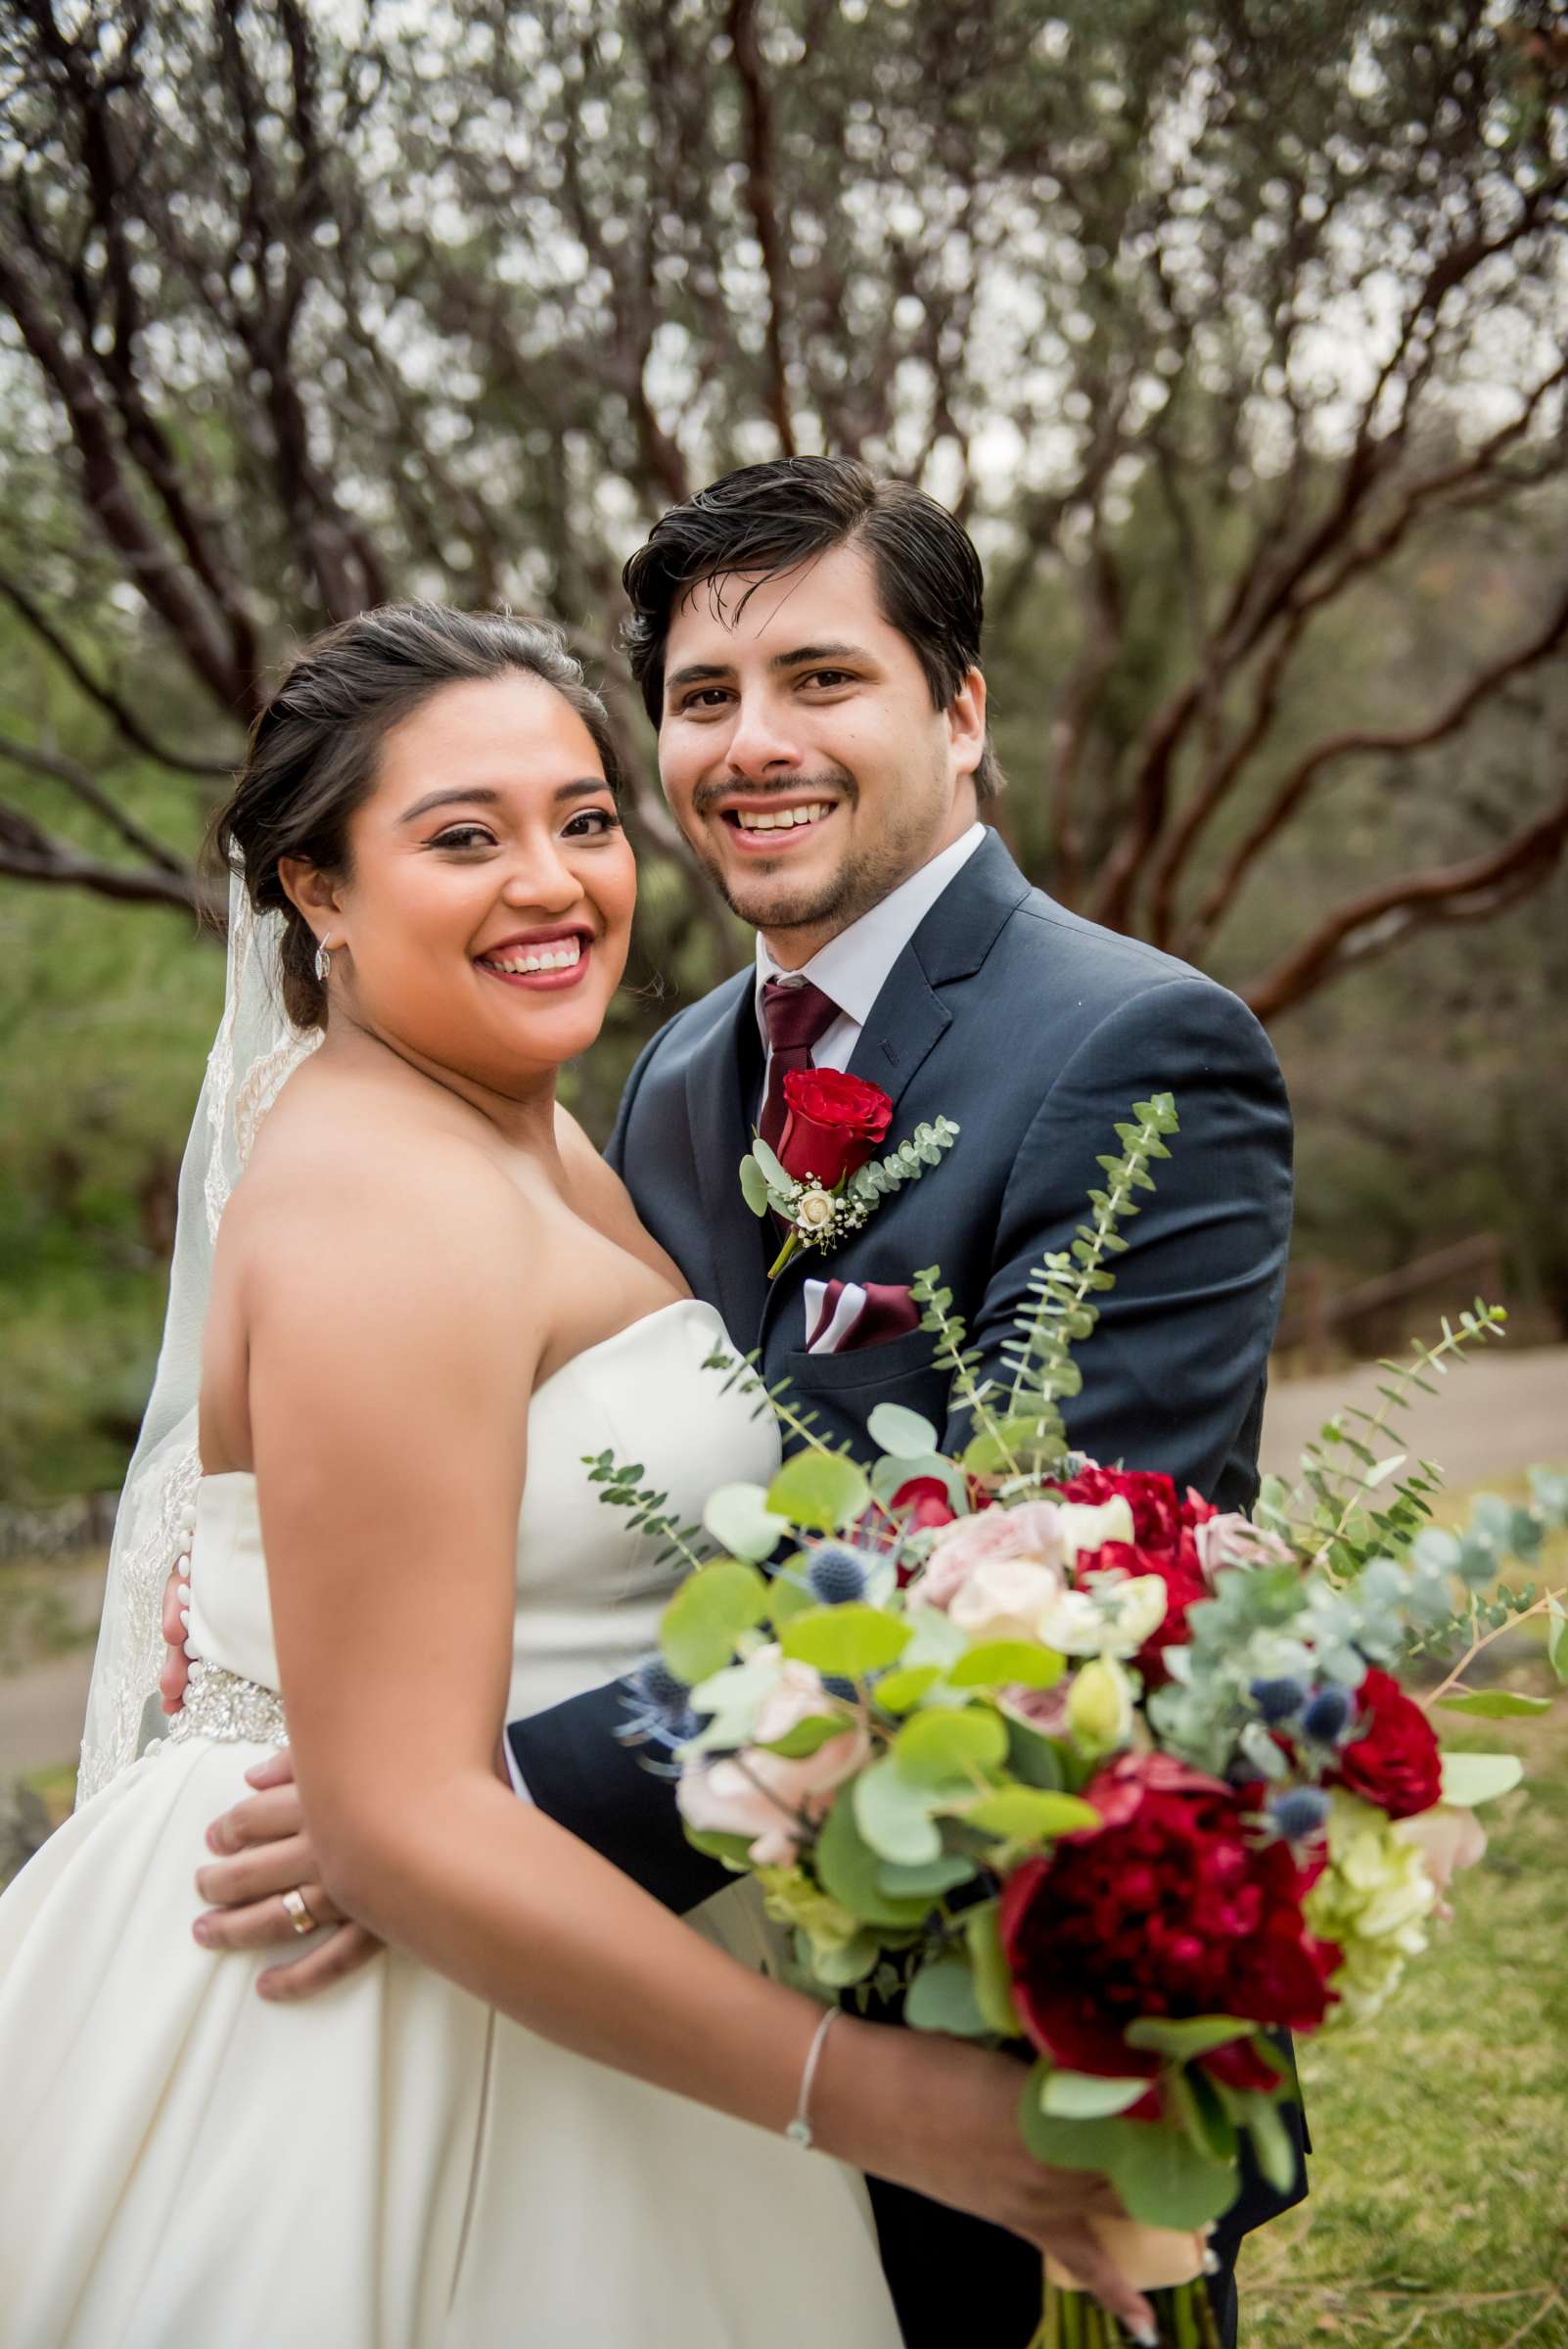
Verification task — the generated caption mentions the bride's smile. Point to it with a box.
[280,668,638,1105]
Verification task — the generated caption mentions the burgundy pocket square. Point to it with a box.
[804,1277,921,1356]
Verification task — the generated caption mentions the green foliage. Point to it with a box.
[779,1603,910,1679]
[765,1450,869,1531]
[657,1560,768,1685]
[1002,1095,1180,1432]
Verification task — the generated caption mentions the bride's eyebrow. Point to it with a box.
[397,780,611,825]
[398,786,503,824]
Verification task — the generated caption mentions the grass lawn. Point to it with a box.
[1238,1576,1568,2346]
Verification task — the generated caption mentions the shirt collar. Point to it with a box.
[753,821,988,1032]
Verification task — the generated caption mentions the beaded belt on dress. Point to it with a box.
[162,1657,289,1749]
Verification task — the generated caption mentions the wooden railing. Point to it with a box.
[1273,1233,1504,1374]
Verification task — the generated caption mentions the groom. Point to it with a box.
[182,457,1299,2342]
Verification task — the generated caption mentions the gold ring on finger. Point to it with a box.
[281,1886,319,1936]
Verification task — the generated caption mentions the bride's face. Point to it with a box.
[310,672,635,1087]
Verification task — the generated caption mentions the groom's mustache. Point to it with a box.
[691,768,858,818]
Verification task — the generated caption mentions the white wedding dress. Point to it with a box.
[0,1299,901,2349]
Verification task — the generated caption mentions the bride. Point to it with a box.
[0,605,1151,2347]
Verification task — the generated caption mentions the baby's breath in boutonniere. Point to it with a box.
[739,1067,959,1278]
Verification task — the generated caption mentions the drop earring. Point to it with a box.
[314,934,334,984]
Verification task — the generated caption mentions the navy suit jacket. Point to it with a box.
[509,831,1299,2339]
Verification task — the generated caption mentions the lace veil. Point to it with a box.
[75,870,318,1805]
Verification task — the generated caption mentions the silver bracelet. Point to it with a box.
[785,2004,840,2149]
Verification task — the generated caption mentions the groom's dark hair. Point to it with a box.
[622,456,1004,800]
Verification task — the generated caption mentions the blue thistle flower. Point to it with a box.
[807,1544,868,1605]
[1302,1684,1353,1744]
[1268,1786,1330,1843]
[631,1657,690,1715]
[1249,1676,1307,1725]
[618,1654,703,1763]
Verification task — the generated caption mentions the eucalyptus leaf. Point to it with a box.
[965,1901,1023,2035]
[660,1560,768,1685]
[1125,2015,1253,2060]
[751,1134,792,1192]
[738,1153,770,1217]
[906,1955,990,2037]
[853,1755,944,1865]
[702,1481,792,1562]
[780,1603,911,1678]
[1167,2066,1239,2166]
[1547,1600,1568,1687]
[808,1931,882,1987]
[1226,2089,1298,2195]
[949,1640,1066,1691]
[894,1706,1008,1787]
[876,1852,978,1898]
[1440,1750,1525,1804]
[1104,2116,1239,2229]
[875,1664,943,1714]
[867,1401,941,1458]
[767,1450,870,1532]
[1040,2070,1155,2120]
[759,1714,854,1759]
[961,1787,1101,1840]
[1438,1690,1552,1720]
[814,1788,937,1927]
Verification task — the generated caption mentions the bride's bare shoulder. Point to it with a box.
[228,1068,531,1264]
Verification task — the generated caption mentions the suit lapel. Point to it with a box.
[758,831,1034,1354]
[685,979,771,1345]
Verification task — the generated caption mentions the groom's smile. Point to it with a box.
[657,542,985,966]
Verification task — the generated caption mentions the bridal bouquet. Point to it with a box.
[592,1097,1568,2349]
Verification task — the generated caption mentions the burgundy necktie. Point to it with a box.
[759,977,840,1157]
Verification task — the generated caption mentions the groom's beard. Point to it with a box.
[686,768,939,944]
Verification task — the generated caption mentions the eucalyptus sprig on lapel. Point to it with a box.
[739,1066,959,1278]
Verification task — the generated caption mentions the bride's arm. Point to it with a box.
[242,1143,1152,2336]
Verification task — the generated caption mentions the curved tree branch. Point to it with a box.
[0,571,237,779]
[1186,572,1568,955]
[0,796,213,915]
[1240,784,1568,1023]
[0,729,190,874]
[727,0,797,457]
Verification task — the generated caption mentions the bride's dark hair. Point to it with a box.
[212,604,626,1031]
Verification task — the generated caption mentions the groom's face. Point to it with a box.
[656,543,985,960]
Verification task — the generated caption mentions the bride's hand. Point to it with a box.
[192,1750,383,1999]
[815,2016,1158,2344]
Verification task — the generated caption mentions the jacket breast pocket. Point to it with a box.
[780,1325,947,1398]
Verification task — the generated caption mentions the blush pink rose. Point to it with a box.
[1193,1512,1294,1581]
[1397,1802,1487,1911]
[948,1555,1067,1645]
[917,1501,1069,1610]
[676,1661,869,1867]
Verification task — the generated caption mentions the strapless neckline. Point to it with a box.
[199,1296,717,1484]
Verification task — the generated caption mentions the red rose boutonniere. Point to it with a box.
[739,1070,960,1278]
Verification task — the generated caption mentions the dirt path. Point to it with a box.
[1260,1341,1565,1490]
[1,1349,1562,1787]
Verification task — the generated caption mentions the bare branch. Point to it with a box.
[1185,573,1568,954]
[727,0,797,457]
[1241,783,1568,1023]
[0,728,189,873]
[0,571,236,779]
[0,796,211,915]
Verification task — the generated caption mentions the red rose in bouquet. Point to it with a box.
[1056,1468,1216,1686]
[1054,1464,1217,1550]
[998,1752,1338,2097]
[776,1068,893,1189]
[1331,1667,1443,1819]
